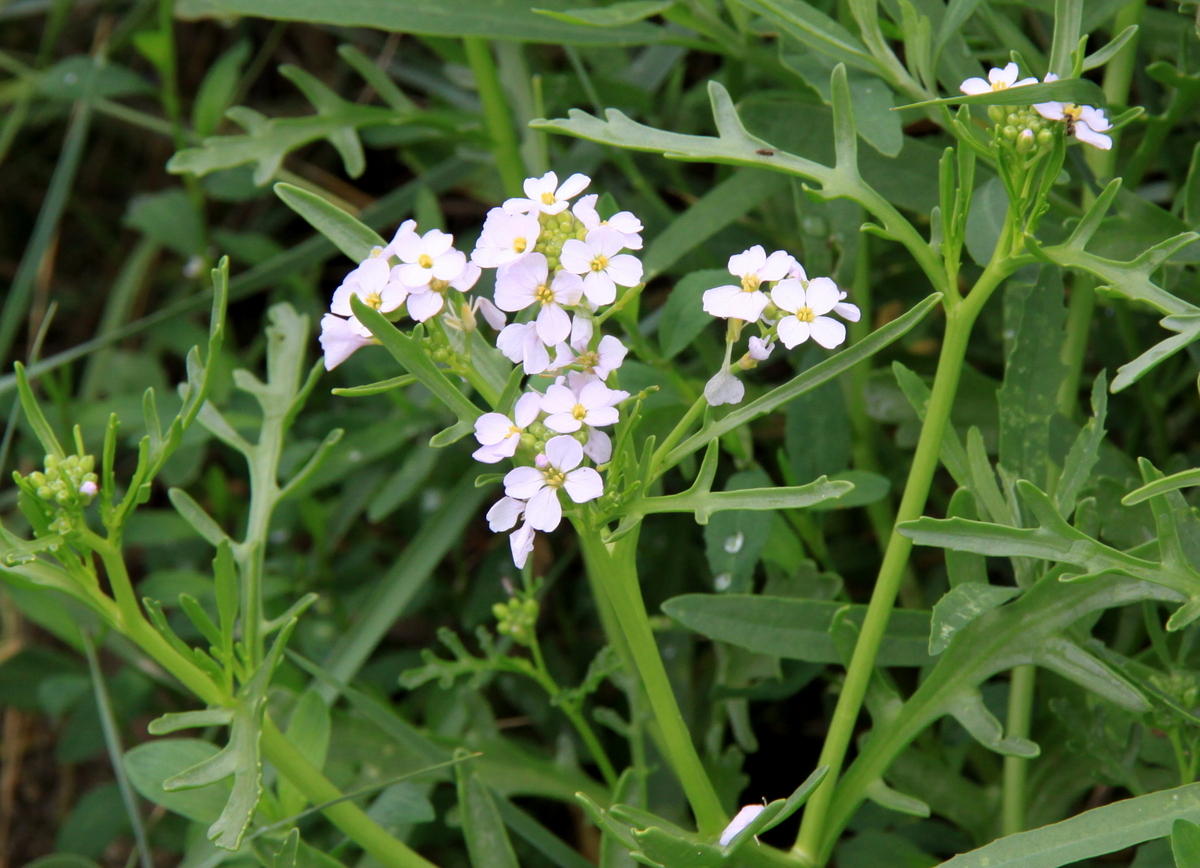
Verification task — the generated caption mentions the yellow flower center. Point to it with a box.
[430,278,449,294]
[992,80,1008,91]
[571,404,588,421]
[364,291,383,309]
[796,306,815,323]
[506,425,521,438]
[590,254,609,272]
[534,283,556,305]
[418,253,434,268]
[369,246,385,258]
[513,237,527,254]
[544,467,566,487]
[741,274,761,293]
[577,350,599,370]
[1064,104,1083,121]
[541,191,556,205]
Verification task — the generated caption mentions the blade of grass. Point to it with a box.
[0,300,57,478]
[80,238,160,401]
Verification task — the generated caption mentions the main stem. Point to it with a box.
[1001,664,1036,835]
[577,527,726,835]
[793,260,1010,865]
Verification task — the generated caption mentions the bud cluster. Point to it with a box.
[988,105,1055,155]
[18,453,99,535]
[493,596,540,646]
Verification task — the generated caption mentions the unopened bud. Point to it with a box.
[79,480,98,498]
[988,105,1006,124]
[1016,129,1035,154]
[1036,128,1053,147]
[1002,125,1019,141]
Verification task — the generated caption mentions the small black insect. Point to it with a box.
[755,148,775,156]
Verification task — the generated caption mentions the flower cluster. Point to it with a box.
[959,63,1112,152]
[16,453,99,535]
[701,246,859,406]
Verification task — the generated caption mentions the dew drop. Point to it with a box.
[714,572,733,591]
[723,531,745,554]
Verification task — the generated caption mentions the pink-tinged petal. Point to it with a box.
[357,256,391,288]
[1079,105,1112,132]
[584,406,619,427]
[551,270,584,305]
[564,371,598,395]
[504,466,546,500]
[451,262,481,292]
[1073,124,1112,150]
[1014,77,1038,87]
[583,427,612,464]
[541,384,578,415]
[834,301,861,322]
[789,260,808,282]
[727,245,766,277]
[473,440,516,464]
[1033,101,1065,120]
[544,413,582,434]
[477,297,506,330]
[555,172,590,200]
[494,276,536,312]
[378,282,409,312]
[720,806,767,848]
[809,316,847,349]
[550,342,575,369]
[595,336,627,375]
[406,290,444,322]
[319,314,373,370]
[536,303,572,346]
[608,211,643,234]
[769,278,806,313]
[513,391,542,429]
[544,434,583,471]
[569,314,593,351]
[330,283,356,316]
[559,238,593,274]
[510,522,535,568]
[431,249,466,281]
[497,323,534,362]
[804,277,841,315]
[776,316,811,349]
[759,250,795,281]
[501,196,537,215]
[573,193,600,227]
[563,466,603,503]
[475,412,514,446]
[397,262,431,287]
[487,496,525,532]
[959,77,991,95]
[579,379,615,408]
[704,369,744,406]
[604,254,643,287]
[422,229,454,258]
[526,487,563,532]
[522,340,551,374]
[748,336,774,360]
[540,200,570,216]
[582,271,617,306]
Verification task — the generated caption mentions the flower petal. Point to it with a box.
[505,466,546,500]
[758,250,795,281]
[604,253,644,287]
[704,369,744,406]
[833,301,862,322]
[544,412,582,434]
[473,440,517,464]
[559,238,593,274]
[582,271,617,306]
[406,290,444,322]
[526,486,563,531]
[727,245,765,278]
[776,316,811,349]
[541,384,578,415]
[513,391,542,428]
[770,278,806,313]
[536,303,572,345]
[544,434,583,471]
[1033,101,1065,120]
[809,315,847,349]
[583,427,612,464]
[959,77,991,95]
[804,277,841,315]
[475,412,515,446]
[584,406,619,427]
[487,496,525,532]
[1073,123,1112,150]
[563,466,603,503]
[704,286,767,321]
[510,522,536,567]
[556,172,591,200]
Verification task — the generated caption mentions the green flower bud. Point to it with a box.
[988,105,1006,124]
[1016,129,1035,154]
[1002,125,1019,141]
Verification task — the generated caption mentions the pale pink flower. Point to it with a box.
[494,254,583,345]
[703,246,795,322]
[472,392,542,464]
[560,229,643,306]
[572,194,643,250]
[502,436,603,532]
[319,314,375,370]
[771,277,847,350]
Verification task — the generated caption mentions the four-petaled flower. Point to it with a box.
[541,380,624,434]
[494,253,584,345]
[390,224,467,287]
[960,62,1036,96]
[771,276,848,350]
[504,170,590,216]
[703,246,795,322]
[473,392,542,464]
[560,228,644,306]
[331,255,407,316]
[319,313,375,370]
[572,194,644,250]
[472,209,542,268]
[552,316,628,378]
[1034,75,1112,150]
[406,262,481,323]
[503,436,603,532]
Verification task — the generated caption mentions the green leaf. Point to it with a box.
[175,0,668,44]
[964,176,1008,267]
[279,689,331,815]
[55,783,131,858]
[274,182,386,263]
[898,76,1106,109]
[662,594,933,666]
[168,488,230,548]
[192,40,251,137]
[1174,820,1200,868]
[736,0,883,76]
[656,270,727,358]
[456,751,520,868]
[331,374,417,396]
[37,57,152,101]
[124,739,231,824]
[780,52,902,157]
[14,362,65,459]
[786,347,851,484]
[929,583,1021,655]
[534,0,674,26]
[1055,372,1108,517]
[703,471,773,593]
[939,783,1200,868]
[807,470,890,511]
[124,189,206,258]
[998,267,1067,489]
[1184,142,1200,228]
[945,488,988,586]
[1124,468,1200,506]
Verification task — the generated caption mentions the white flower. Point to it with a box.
[504,171,590,216]
[406,262,481,323]
[572,194,643,250]
[487,496,526,532]
[703,246,795,322]
[319,314,375,370]
[503,436,603,532]
[510,521,536,568]
[472,209,542,268]
[748,336,775,361]
[390,224,466,288]
[497,321,552,374]
[551,316,628,378]
[493,253,584,345]
[331,255,408,316]
[959,62,1036,96]
[472,392,542,464]
[560,228,643,306]
[771,277,847,350]
[704,368,744,406]
[541,380,623,434]
[719,805,766,847]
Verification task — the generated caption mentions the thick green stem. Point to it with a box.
[1001,665,1037,836]
[463,38,526,199]
[793,256,1013,865]
[577,526,726,835]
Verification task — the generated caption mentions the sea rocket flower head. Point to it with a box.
[503,435,603,532]
[771,277,847,350]
[497,321,552,374]
[390,224,467,288]
[960,62,1036,96]
[331,255,408,316]
[703,246,795,322]
[504,171,590,216]
[493,253,584,345]
[473,209,542,268]
[541,380,623,434]
[319,313,375,370]
[405,261,480,323]
[473,392,542,464]
[560,228,644,306]
[572,194,644,250]
[551,317,628,378]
